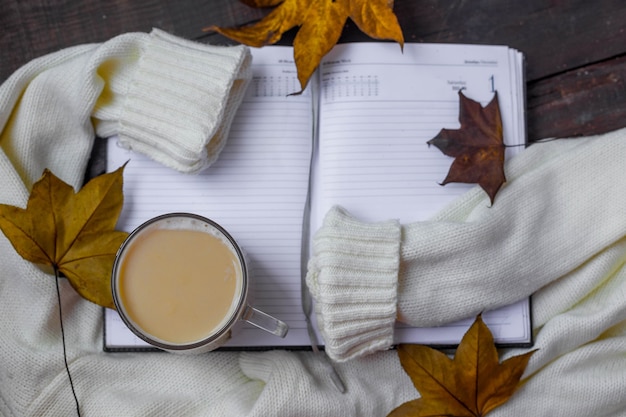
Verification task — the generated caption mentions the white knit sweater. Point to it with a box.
[0,29,625,417]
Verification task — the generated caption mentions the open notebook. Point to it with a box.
[104,42,531,351]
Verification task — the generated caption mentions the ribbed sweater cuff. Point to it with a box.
[306,206,401,362]
[117,29,251,173]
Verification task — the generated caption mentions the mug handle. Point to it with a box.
[242,306,289,337]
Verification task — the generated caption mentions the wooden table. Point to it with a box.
[2,0,625,142]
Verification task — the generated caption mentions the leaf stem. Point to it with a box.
[504,137,564,148]
[54,267,81,417]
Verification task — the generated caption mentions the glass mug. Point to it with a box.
[111,213,288,353]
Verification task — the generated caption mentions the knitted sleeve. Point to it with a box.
[0,28,250,191]
[93,29,251,174]
[306,128,626,362]
[306,207,401,361]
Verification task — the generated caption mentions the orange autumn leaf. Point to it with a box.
[0,166,129,309]
[205,0,404,93]
[428,90,506,204]
[389,315,536,417]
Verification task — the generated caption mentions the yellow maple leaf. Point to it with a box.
[0,166,129,309]
[389,315,536,417]
[206,0,404,93]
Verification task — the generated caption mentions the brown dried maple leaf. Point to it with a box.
[389,315,536,417]
[0,166,129,309]
[205,0,404,93]
[428,90,505,204]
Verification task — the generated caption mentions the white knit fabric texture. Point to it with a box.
[307,206,400,361]
[94,29,251,173]
[397,130,626,327]
[308,130,626,362]
[0,29,625,416]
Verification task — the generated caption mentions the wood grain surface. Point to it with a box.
[2,0,625,141]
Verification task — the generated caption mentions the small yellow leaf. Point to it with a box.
[206,0,404,92]
[292,0,349,92]
[390,315,536,417]
[0,166,129,309]
[350,0,405,48]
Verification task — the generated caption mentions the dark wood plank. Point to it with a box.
[390,0,626,81]
[0,0,263,82]
[527,55,626,141]
[3,0,626,83]
[1,0,625,142]
[1,1,30,81]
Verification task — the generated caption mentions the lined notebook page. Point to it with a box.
[312,43,524,225]
[310,43,530,345]
[105,43,530,351]
[104,46,314,349]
